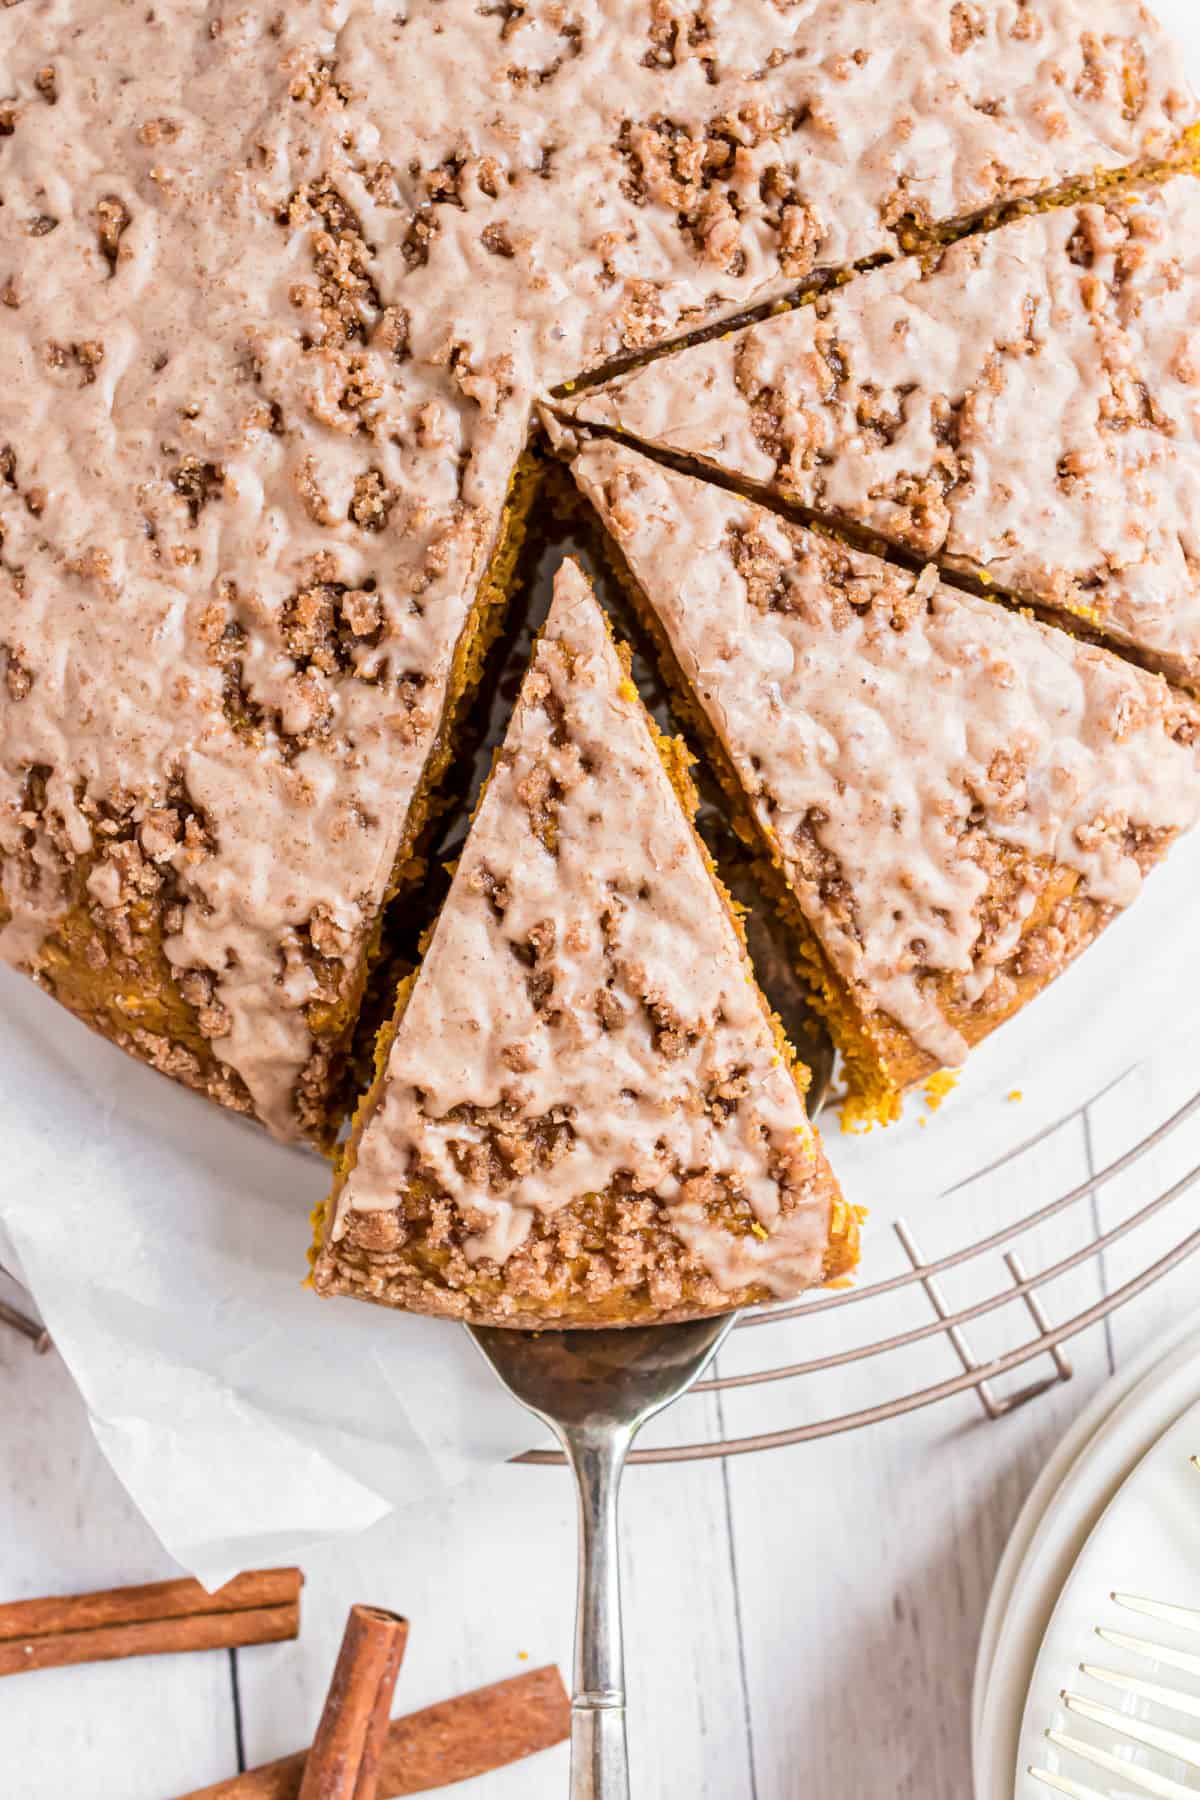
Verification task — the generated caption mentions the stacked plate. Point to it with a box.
[973,1321,1200,1798]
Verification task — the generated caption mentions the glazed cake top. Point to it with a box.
[565,176,1200,688]
[571,439,1200,1067]
[0,0,1195,1136]
[329,561,840,1310]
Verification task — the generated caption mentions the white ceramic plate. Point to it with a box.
[972,1318,1200,1756]
[972,1325,1200,1800]
[1015,1396,1200,1795]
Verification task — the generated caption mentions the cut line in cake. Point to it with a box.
[5,1,1200,1141]
[567,437,1200,1129]
[313,559,857,1326]
[559,175,1200,692]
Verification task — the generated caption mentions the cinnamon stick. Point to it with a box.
[0,1291,51,1352]
[0,1569,302,1678]
[173,1665,571,1799]
[298,1606,408,1800]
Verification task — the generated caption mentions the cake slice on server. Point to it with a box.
[313,559,855,1327]
[558,177,1200,691]
[567,439,1200,1126]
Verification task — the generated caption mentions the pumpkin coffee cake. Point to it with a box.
[569,439,1200,1126]
[3,1,1198,1141]
[561,175,1200,690]
[314,561,856,1326]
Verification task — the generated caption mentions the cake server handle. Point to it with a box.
[562,1421,633,1800]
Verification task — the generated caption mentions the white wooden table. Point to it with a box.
[2,1046,1197,1800]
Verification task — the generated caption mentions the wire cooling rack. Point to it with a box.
[512,1080,1200,1467]
[4,1077,1198,1463]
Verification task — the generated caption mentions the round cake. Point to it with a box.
[3,1,1199,1323]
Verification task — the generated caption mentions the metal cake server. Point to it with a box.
[469,1312,736,1799]
[467,1021,833,1797]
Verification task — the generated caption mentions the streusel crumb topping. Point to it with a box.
[1,1,1194,1132]
[572,440,1200,1067]
[320,561,844,1321]
[565,175,1200,688]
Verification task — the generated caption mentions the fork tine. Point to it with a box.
[1045,1728,1196,1799]
[1081,1662,1200,1722]
[1097,1627,1200,1679]
[1113,1594,1200,1636]
[1063,1691,1200,1769]
[1028,1768,1107,1798]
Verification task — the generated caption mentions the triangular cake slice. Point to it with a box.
[570,439,1200,1125]
[314,560,855,1327]
[560,176,1200,690]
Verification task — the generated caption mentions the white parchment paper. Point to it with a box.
[2,2,1199,1587]
[0,967,534,1587]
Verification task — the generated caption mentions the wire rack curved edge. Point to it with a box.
[2,1080,1196,1470]
[517,1084,1200,1467]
